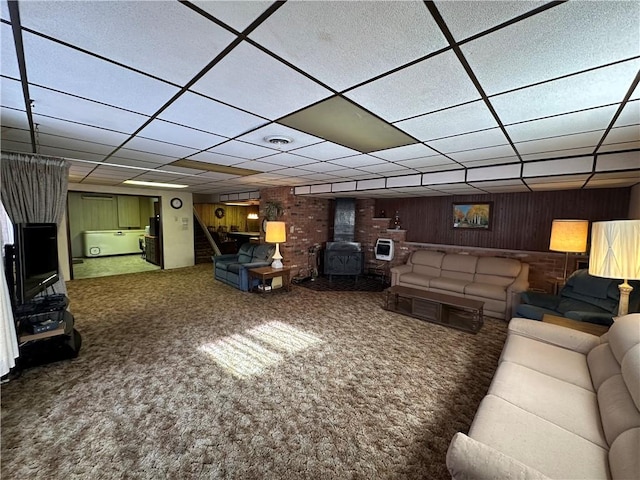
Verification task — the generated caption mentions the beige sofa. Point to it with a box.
[447,313,640,479]
[390,251,529,319]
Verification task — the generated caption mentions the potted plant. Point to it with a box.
[264,201,284,221]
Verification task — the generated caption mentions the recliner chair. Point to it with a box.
[213,242,275,291]
[516,269,640,326]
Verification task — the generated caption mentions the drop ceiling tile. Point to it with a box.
[80,177,123,186]
[232,161,282,173]
[467,164,521,182]
[249,0,447,91]
[191,42,331,120]
[160,91,267,138]
[357,178,387,190]
[391,186,441,196]
[458,157,520,168]
[523,157,592,178]
[614,100,640,128]
[597,141,640,154]
[462,1,640,95]
[327,154,386,168]
[298,173,341,182]
[19,1,236,86]
[33,114,131,148]
[108,156,163,170]
[345,50,480,122]
[34,133,116,156]
[28,85,149,134]
[0,77,24,110]
[587,171,640,188]
[596,151,640,172]
[435,0,547,41]
[1,106,28,128]
[468,179,529,192]
[269,167,318,178]
[294,161,344,173]
[515,130,603,156]
[1,23,19,79]
[132,120,225,151]
[36,146,106,162]
[292,142,359,161]
[132,171,186,182]
[187,150,246,167]
[386,175,422,188]
[237,124,322,151]
[258,152,316,167]
[122,136,200,159]
[191,1,272,32]
[207,139,277,160]
[432,184,483,194]
[396,156,459,171]
[520,147,595,162]
[490,60,640,124]
[159,165,207,175]
[1,125,30,144]
[527,177,590,191]
[22,32,180,115]
[396,100,498,142]
[449,145,517,164]
[114,148,176,165]
[197,171,241,181]
[370,143,437,162]
[427,127,509,153]
[506,104,619,143]
[601,125,640,147]
[423,170,466,185]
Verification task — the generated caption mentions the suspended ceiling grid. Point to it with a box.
[1,0,638,198]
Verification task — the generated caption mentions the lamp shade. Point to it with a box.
[265,221,286,243]
[549,219,589,253]
[589,220,640,280]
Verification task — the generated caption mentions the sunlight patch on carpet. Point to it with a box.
[200,322,323,379]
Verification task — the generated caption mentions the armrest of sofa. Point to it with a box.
[505,263,530,318]
[390,264,412,286]
[447,433,550,480]
[508,317,600,354]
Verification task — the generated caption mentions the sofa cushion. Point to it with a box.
[515,303,558,321]
[622,343,640,410]
[598,373,640,446]
[475,257,522,286]
[429,277,470,294]
[409,250,444,277]
[609,313,640,364]
[252,243,274,262]
[468,395,610,479]
[609,428,640,480]
[500,334,594,391]
[397,272,435,288]
[226,263,242,274]
[571,271,615,299]
[464,282,506,301]
[439,254,477,282]
[487,361,607,448]
[588,343,622,391]
[236,243,255,264]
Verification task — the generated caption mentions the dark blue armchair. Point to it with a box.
[213,242,275,291]
[516,269,640,326]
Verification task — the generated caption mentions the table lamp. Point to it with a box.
[265,221,286,269]
[549,219,589,281]
[589,220,640,316]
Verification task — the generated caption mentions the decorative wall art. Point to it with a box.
[452,202,492,230]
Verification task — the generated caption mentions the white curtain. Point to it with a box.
[0,199,19,376]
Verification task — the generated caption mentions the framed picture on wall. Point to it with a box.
[452,202,492,230]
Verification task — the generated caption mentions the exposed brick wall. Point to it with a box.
[257,191,584,292]
[260,187,331,277]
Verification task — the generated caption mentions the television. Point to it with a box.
[13,223,60,306]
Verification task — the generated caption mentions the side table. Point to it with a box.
[542,314,609,336]
[248,266,291,292]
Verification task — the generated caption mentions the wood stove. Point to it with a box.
[323,198,364,280]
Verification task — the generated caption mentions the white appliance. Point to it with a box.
[83,230,146,257]
[374,238,394,261]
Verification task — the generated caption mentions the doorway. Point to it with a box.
[67,192,162,280]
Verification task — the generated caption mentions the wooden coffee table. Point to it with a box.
[248,266,291,293]
[385,285,484,333]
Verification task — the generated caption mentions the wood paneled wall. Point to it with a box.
[376,188,631,252]
[194,203,260,232]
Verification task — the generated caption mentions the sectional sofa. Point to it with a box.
[390,250,529,319]
[447,313,640,479]
[213,242,274,291]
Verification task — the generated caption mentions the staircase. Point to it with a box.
[193,214,215,264]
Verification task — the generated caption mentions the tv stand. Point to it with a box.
[14,295,81,368]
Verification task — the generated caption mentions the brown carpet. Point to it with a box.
[1,264,507,479]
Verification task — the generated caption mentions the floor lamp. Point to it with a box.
[589,220,640,317]
[549,219,589,282]
[265,221,286,269]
